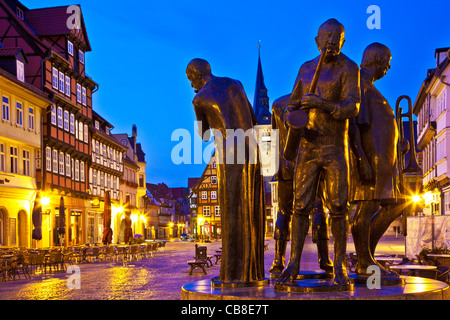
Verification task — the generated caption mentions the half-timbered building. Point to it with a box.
[0,0,97,246]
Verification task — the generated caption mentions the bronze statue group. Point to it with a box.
[186,18,403,289]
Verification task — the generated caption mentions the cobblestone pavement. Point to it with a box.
[0,235,406,300]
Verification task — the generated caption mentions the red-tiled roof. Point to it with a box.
[25,5,91,51]
[0,47,22,56]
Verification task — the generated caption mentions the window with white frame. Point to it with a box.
[46,147,51,171]
[203,206,211,216]
[59,152,65,175]
[92,169,97,186]
[78,121,83,141]
[75,120,78,139]
[59,71,65,93]
[84,124,88,143]
[94,120,99,130]
[211,191,217,200]
[2,96,10,122]
[214,205,220,216]
[201,191,207,200]
[52,149,58,173]
[57,107,63,128]
[68,40,74,56]
[52,67,58,89]
[75,159,79,181]
[64,110,69,131]
[79,50,84,64]
[23,149,30,176]
[16,60,24,82]
[65,75,71,97]
[65,154,71,177]
[82,87,86,106]
[0,143,5,172]
[10,146,18,174]
[16,102,23,126]
[80,161,85,182]
[70,113,75,134]
[76,84,81,103]
[28,107,35,131]
[211,176,217,184]
[51,106,56,125]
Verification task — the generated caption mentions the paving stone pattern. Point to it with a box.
[0,236,405,300]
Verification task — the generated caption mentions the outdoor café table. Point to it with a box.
[390,265,437,276]
[375,257,403,267]
[427,254,450,258]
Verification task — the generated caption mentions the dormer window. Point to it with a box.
[16,60,24,82]
[106,127,110,135]
[94,120,99,130]
[16,7,24,20]
[68,40,74,56]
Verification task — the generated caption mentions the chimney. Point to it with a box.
[435,47,450,67]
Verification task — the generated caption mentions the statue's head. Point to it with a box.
[186,58,212,93]
[315,19,345,57]
[361,42,391,81]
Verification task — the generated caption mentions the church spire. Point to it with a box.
[253,41,271,125]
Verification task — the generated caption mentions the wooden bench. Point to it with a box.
[187,244,214,274]
[187,260,208,275]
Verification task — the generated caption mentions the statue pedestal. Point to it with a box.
[270,270,333,280]
[181,274,449,300]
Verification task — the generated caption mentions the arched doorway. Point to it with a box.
[18,210,28,247]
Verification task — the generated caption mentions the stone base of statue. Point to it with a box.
[270,270,333,280]
[211,277,270,288]
[348,273,405,286]
[181,274,449,300]
[274,278,354,293]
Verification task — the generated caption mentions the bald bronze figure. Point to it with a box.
[349,43,400,278]
[276,19,360,287]
[186,59,266,285]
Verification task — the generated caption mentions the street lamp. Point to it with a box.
[41,196,50,207]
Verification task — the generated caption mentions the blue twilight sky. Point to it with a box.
[23,0,450,187]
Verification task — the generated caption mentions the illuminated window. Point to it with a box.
[59,152,65,175]
[214,205,220,216]
[59,71,64,93]
[65,75,71,97]
[57,107,63,128]
[52,149,58,173]
[68,40,74,56]
[52,67,58,89]
[45,147,51,171]
[70,113,75,134]
[79,50,84,64]
[2,96,10,122]
[28,107,35,131]
[75,159,79,181]
[64,110,69,131]
[0,143,5,172]
[201,191,207,200]
[80,161,85,182]
[82,87,86,106]
[211,191,217,200]
[66,154,71,177]
[16,60,24,82]
[23,149,30,176]
[10,146,18,174]
[203,206,211,217]
[76,84,81,103]
[16,102,23,126]
[51,106,56,125]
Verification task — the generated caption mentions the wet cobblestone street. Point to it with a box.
[0,236,405,300]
